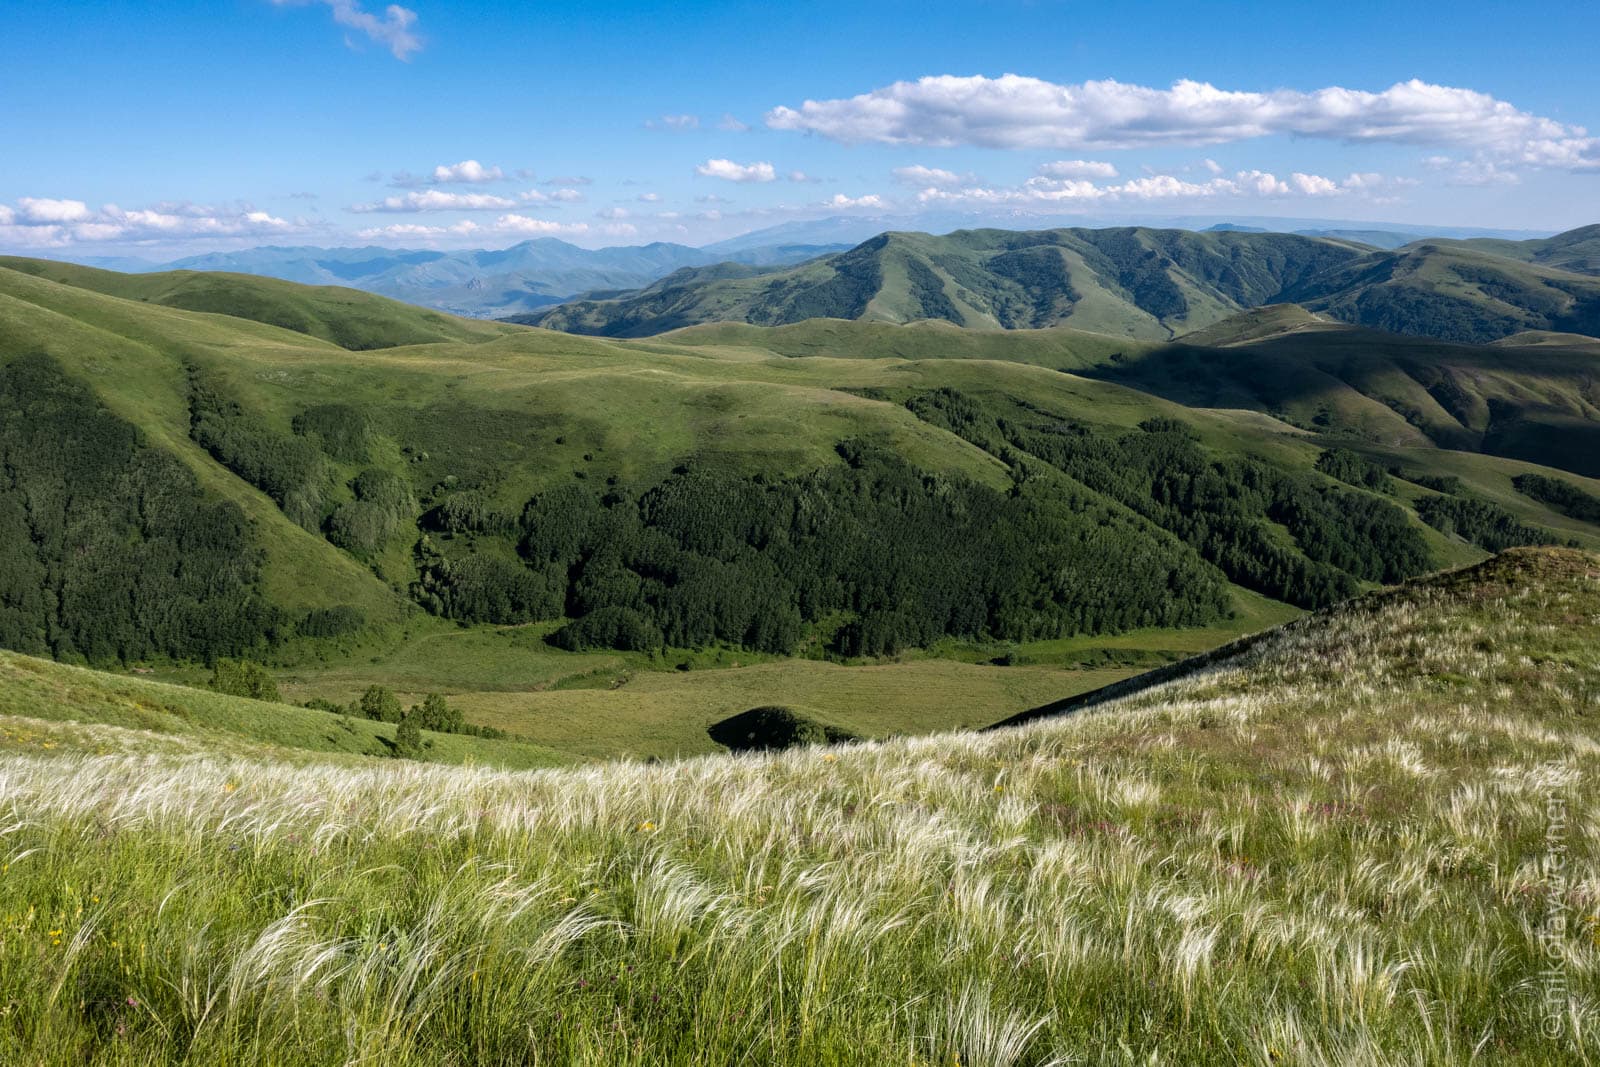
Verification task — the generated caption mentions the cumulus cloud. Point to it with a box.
[15,197,92,223]
[428,160,503,184]
[821,193,888,209]
[788,170,819,183]
[349,190,518,213]
[912,167,1398,207]
[636,192,662,203]
[596,207,631,220]
[389,159,508,187]
[0,197,309,248]
[1036,159,1118,180]
[271,0,421,60]
[767,75,1600,169]
[518,187,585,205]
[892,165,964,187]
[695,158,778,183]
[718,113,751,132]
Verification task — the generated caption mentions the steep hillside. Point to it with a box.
[1097,313,1600,477]
[0,548,1592,1063]
[1286,241,1600,343]
[520,227,1372,339]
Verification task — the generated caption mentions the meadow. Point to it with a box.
[0,548,1593,1064]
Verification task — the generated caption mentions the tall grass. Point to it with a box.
[0,550,1596,1064]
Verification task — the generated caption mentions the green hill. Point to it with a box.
[518,227,1372,340]
[1284,241,1600,344]
[1435,222,1600,276]
[0,547,1591,1063]
[0,255,522,350]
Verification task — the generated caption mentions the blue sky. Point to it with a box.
[3,0,1598,254]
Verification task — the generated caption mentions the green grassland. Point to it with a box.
[0,548,1592,1063]
[0,648,565,768]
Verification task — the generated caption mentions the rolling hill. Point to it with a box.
[519,224,1600,346]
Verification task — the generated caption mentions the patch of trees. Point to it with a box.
[1513,473,1600,523]
[292,404,375,463]
[325,468,416,558]
[1414,496,1562,552]
[1315,448,1392,493]
[418,441,1229,657]
[908,390,1435,609]
[187,364,333,530]
[0,354,283,664]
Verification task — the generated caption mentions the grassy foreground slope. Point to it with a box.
[0,548,1594,1064]
[0,648,565,768]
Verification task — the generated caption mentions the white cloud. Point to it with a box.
[695,158,778,183]
[892,165,964,187]
[518,187,585,205]
[1201,158,1224,174]
[767,75,1600,170]
[494,214,590,237]
[0,197,309,248]
[15,197,92,223]
[350,190,518,213]
[822,193,888,209]
[913,166,1402,208]
[596,207,631,220]
[718,113,751,132]
[1035,159,1118,180]
[636,192,662,203]
[271,0,421,60]
[429,160,503,184]
[788,170,819,183]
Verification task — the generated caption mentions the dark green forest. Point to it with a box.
[415,441,1231,657]
[900,389,1436,609]
[0,355,280,663]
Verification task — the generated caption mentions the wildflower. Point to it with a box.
[636,820,657,833]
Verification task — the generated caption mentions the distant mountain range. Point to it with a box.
[72,238,852,318]
[518,224,1600,345]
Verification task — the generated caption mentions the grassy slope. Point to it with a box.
[0,549,1592,1063]
[0,256,522,350]
[0,648,566,768]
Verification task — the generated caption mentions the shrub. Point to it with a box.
[706,705,860,752]
[210,658,280,702]
[359,685,403,724]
